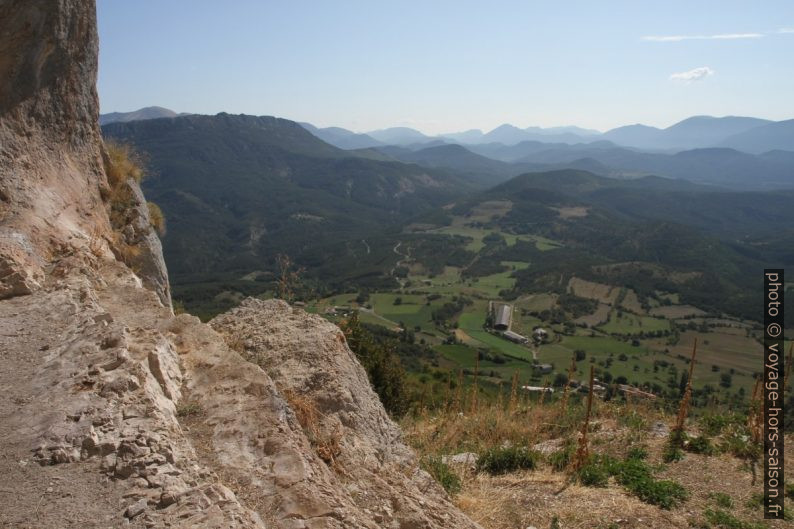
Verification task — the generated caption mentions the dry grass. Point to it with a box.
[282,389,342,469]
[87,225,106,257]
[147,201,166,236]
[403,388,794,529]
[456,469,688,529]
[102,140,150,265]
[104,140,144,187]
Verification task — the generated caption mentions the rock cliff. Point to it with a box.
[0,1,479,527]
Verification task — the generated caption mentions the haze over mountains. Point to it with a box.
[100,107,794,190]
[99,107,794,322]
[98,105,189,125]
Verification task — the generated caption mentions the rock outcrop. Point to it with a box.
[1,0,109,297]
[0,1,479,528]
[207,299,478,528]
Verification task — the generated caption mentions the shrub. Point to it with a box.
[577,460,610,487]
[663,430,686,463]
[612,458,688,509]
[421,456,461,495]
[719,428,761,461]
[703,509,765,529]
[710,492,734,509]
[686,435,716,455]
[627,445,648,461]
[477,446,540,475]
[699,412,742,436]
[339,314,409,417]
[548,444,574,472]
[578,454,688,509]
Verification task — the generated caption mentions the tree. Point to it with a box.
[355,290,370,304]
[719,373,733,388]
[339,313,409,416]
[553,373,569,387]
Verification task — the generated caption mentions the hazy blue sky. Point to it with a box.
[97,0,794,134]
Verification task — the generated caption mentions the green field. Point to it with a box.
[598,309,671,334]
[304,211,765,405]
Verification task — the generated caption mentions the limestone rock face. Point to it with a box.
[0,0,170,307]
[114,177,172,307]
[209,299,481,528]
[1,0,110,272]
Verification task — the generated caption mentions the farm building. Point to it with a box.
[521,385,554,393]
[503,330,529,344]
[532,328,549,343]
[493,304,512,330]
[533,363,553,374]
[617,384,657,400]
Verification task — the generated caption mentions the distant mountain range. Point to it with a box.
[299,115,794,154]
[298,123,384,150]
[102,107,794,155]
[99,106,189,125]
[602,116,773,151]
[100,108,794,189]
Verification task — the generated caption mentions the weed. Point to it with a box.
[283,389,342,468]
[744,493,764,509]
[627,445,648,461]
[548,443,575,472]
[663,430,686,463]
[578,453,688,509]
[576,458,610,487]
[699,412,743,436]
[176,401,202,417]
[686,435,716,455]
[703,509,765,529]
[612,458,688,509]
[477,446,541,475]
[421,456,461,495]
[710,492,734,509]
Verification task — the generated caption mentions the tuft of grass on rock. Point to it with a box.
[421,456,461,495]
[176,401,202,418]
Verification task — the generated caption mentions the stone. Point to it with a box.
[124,498,147,519]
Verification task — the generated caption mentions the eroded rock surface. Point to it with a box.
[207,299,479,528]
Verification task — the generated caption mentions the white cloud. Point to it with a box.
[778,28,794,34]
[670,66,715,83]
[643,33,763,42]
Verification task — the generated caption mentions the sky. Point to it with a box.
[97,0,794,135]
